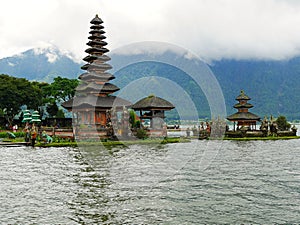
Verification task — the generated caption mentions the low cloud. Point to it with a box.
[1,0,300,61]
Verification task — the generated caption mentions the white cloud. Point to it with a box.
[45,52,58,63]
[1,0,300,61]
[111,41,187,56]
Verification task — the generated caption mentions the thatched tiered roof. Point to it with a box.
[62,14,131,110]
[227,112,260,121]
[235,90,251,101]
[132,95,175,110]
[63,95,131,110]
[77,14,118,96]
[227,90,260,122]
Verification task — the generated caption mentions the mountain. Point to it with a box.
[110,52,300,120]
[0,45,82,82]
[110,60,210,120]
[1,46,300,119]
[211,58,300,119]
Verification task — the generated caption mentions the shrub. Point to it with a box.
[0,131,25,138]
[135,128,148,139]
[276,115,291,131]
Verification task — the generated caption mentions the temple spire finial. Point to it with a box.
[90,14,103,24]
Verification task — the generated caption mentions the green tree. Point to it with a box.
[42,76,79,103]
[129,109,138,127]
[42,76,79,117]
[56,109,65,118]
[276,115,291,131]
[47,103,59,117]
[0,74,43,125]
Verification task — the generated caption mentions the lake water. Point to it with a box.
[1,139,300,224]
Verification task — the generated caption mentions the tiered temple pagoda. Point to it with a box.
[62,15,131,136]
[227,90,260,131]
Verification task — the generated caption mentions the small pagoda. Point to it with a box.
[227,90,260,131]
[62,15,131,136]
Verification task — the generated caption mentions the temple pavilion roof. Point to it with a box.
[89,29,105,35]
[227,112,260,121]
[234,102,253,109]
[90,14,103,24]
[76,82,119,93]
[85,47,109,54]
[236,90,251,100]
[88,34,106,40]
[62,14,126,112]
[83,55,111,63]
[132,95,175,110]
[90,24,104,30]
[86,40,108,47]
[227,90,260,122]
[62,95,132,110]
[81,62,112,71]
[78,72,115,81]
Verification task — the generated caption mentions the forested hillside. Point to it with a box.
[1,47,300,119]
[211,58,300,119]
[112,58,300,120]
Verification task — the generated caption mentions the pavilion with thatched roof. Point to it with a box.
[132,95,175,136]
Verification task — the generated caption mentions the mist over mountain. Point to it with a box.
[0,45,82,82]
[109,49,300,120]
[1,46,300,119]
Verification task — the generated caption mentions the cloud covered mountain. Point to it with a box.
[0,45,82,82]
[109,46,300,120]
[1,45,300,119]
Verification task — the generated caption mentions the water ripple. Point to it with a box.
[1,140,300,224]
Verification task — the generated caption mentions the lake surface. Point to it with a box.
[1,139,300,224]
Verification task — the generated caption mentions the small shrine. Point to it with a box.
[132,95,175,137]
[62,15,131,137]
[227,90,260,131]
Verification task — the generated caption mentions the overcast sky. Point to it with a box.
[1,0,300,62]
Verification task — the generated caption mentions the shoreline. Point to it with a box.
[0,136,188,148]
[1,135,299,148]
[222,136,300,141]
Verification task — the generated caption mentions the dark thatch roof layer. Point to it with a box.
[234,103,253,109]
[81,63,112,71]
[236,90,251,100]
[88,35,106,40]
[132,95,175,110]
[227,112,260,121]
[90,14,103,24]
[83,55,111,63]
[87,40,108,47]
[79,72,115,81]
[85,47,109,54]
[76,82,119,93]
[90,24,104,30]
[62,95,132,109]
[89,29,105,35]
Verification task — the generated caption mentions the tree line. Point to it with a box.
[0,74,79,126]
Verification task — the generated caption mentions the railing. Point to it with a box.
[43,127,74,140]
